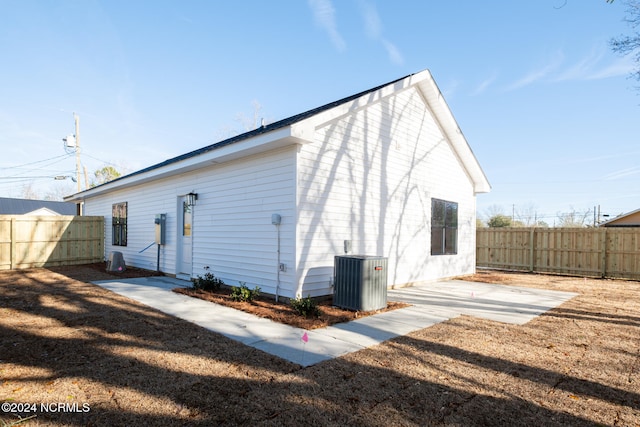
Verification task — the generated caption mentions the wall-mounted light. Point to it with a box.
[186,192,198,206]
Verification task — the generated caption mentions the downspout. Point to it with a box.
[276,223,281,302]
[272,214,282,301]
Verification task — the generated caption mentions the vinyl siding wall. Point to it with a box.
[83,147,298,297]
[296,87,476,297]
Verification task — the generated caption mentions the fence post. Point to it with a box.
[529,227,535,272]
[600,227,607,278]
[10,217,16,270]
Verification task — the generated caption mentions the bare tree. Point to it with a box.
[235,100,265,132]
[215,100,271,140]
[556,207,592,227]
[20,182,40,200]
[610,0,640,87]
[515,203,539,227]
[44,184,75,201]
[483,204,505,222]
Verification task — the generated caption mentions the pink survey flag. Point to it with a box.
[301,332,309,343]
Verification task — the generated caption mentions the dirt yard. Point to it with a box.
[1,265,638,426]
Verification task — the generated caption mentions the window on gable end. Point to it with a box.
[431,198,458,255]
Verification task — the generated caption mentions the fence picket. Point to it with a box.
[0,215,103,270]
[477,227,640,280]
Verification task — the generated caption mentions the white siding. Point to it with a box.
[84,147,298,297]
[296,87,477,296]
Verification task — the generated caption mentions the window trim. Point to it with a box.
[431,198,458,256]
[112,202,128,246]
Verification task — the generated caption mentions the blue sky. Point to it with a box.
[1,1,638,224]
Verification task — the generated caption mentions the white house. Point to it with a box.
[65,70,490,299]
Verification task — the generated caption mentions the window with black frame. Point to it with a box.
[112,202,127,246]
[431,198,458,255]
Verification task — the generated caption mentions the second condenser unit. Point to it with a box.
[333,255,388,311]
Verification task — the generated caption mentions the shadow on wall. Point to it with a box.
[297,88,451,290]
[297,266,334,298]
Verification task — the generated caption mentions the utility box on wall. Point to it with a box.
[154,213,166,245]
[334,255,388,311]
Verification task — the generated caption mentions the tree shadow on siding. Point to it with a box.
[297,88,448,294]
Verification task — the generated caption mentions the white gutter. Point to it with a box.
[65,124,313,203]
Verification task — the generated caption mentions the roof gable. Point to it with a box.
[599,208,640,227]
[25,207,60,216]
[66,69,490,201]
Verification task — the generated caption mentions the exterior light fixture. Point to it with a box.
[186,192,198,206]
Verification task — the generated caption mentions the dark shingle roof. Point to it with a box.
[85,72,415,192]
[0,197,77,215]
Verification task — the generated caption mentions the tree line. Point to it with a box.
[478,205,613,228]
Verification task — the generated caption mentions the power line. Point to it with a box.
[0,175,61,180]
[0,154,72,171]
[81,152,121,168]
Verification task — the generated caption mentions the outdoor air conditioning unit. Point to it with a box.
[333,255,388,311]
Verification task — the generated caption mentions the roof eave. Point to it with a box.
[416,72,491,195]
[64,126,311,202]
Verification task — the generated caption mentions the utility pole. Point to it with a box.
[83,166,89,190]
[74,113,81,192]
[596,204,610,225]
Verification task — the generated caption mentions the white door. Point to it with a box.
[177,197,193,280]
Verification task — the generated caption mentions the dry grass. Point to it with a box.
[0,266,639,426]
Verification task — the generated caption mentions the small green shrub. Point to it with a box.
[230,282,261,302]
[290,295,320,318]
[192,267,224,291]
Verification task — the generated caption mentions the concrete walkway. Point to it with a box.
[93,277,577,367]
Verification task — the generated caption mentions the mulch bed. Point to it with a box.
[53,262,409,329]
[173,287,408,330]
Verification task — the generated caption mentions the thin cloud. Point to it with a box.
[471,73,498,95]
[555,44,634,81]
[506,51,564,90]
[586,55,635,80]
[360,0,381,38]
[308,0,346,52]
[382,39,404,65]
[358,0,404,65]
[603,166,640,181]
[506,43,636,87]
[442,79,460,99]
[555,48,604,81]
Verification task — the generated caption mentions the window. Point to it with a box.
[431,199,458,255]
[112,202,127,246]
[183,201,192,236]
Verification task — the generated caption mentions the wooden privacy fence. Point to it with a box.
[0,215,104,270]
[477,227,640,280]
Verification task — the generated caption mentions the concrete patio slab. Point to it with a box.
[388,280,578,325]
[93,276,577,367]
